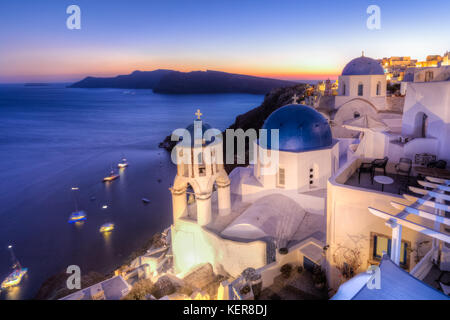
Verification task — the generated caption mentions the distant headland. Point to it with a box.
[69,70,299,94]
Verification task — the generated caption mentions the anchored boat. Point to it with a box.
[117,157,128,168]
[1,246,28,290]
[100,222,115,233]
[68,187,87,223]
[68,210,87,223]
[103,166,120,182]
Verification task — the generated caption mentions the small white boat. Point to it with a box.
[118,157,128,168]
[68,188,86,223]
[68,210,87,223]
[100,223,115,233]
[142,198,150,204]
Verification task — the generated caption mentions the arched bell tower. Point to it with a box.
[171,109,231,227]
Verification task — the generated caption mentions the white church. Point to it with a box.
[168,54,450,299]
[170,102,338,285]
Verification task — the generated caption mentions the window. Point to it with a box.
[421,113,428,138]
[425,71,434,82]
[183,164,189,177]
[342,83,346,96]
[358,83,364,96]
[371,233,409,268]
[277,167,285,188]
[376,82,381,96]
[354,111,361,119]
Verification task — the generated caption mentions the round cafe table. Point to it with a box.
[374,175,394,192]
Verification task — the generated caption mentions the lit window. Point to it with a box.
[372,233,409,268]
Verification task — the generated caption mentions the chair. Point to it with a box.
[372,157,389,176]
[395,158,412,176]
[358,162,374,184]
[358,157,389,184]
[395,158,412,194]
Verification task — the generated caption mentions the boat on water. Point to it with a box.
[100,223,115,233]
[1,268,28,290]
[68,188,87,223]
[117,157,128,168]
[1,246,28,290]
[142,198,150,204]
[103,167,120,182]
[68,210,87,223]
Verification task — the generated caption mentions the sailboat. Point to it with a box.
[117,156,128,168]
[99,222,115,233]
[1,245,28,290]
[68,187,87,223]
[103,165,120,182]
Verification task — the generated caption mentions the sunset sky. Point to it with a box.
[1,0,449,83]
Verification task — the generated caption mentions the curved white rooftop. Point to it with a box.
[221,194,306,241]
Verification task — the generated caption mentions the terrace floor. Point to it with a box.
[422,264,450,293]
[258,269,328,300]
[344,170,420,196]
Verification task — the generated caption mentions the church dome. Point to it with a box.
[178,122,215,146]
[261,104,332,152]
[342,56,384,76]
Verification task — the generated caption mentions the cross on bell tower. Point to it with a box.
[195,109,203,120]
[291,94,300,104]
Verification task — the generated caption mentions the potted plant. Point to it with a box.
[312,266,327,289]
[280,263,292,279]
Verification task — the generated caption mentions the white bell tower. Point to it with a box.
[171,110,231,227]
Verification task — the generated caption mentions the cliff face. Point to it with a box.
[69,69,297,94]
[159,84,308,173]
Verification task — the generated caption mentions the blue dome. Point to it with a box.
[342,56,384,76]
[179,122,215,146]
[261,104,332,152]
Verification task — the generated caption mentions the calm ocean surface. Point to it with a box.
[0,84,263,299]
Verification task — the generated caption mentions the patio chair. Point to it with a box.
[358,157,388,184]
[358,161,375,184]
[395,158,412,176]
[372,157,389,177]
[395,158,412,194]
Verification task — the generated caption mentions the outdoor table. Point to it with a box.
[374,175,394,192]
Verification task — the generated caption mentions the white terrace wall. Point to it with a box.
[172,219,267,278]
[326,158,433,290]
[402,81,450,162]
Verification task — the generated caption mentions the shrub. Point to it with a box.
[280,264,292,278]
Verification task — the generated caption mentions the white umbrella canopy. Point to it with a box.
[343,115,388,132]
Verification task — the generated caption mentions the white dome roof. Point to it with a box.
[342,56,384,76]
